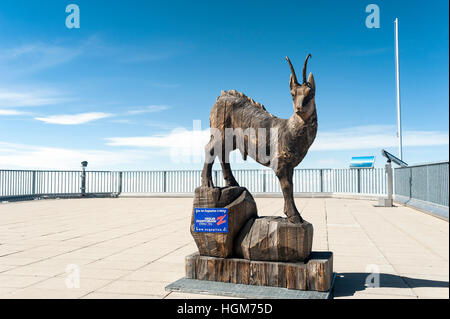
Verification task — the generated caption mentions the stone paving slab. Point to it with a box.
[0,197,448,299]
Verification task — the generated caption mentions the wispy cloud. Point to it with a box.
[115,41,191,64]
[0,36,108,78]
[317,159,340,166]
[0,109,29,116]
[102,124,448,167]
[127,105,171,115]
[1,125,446,170]
[145,120,178,130]
[0,141,152,170]
[0,43,82,75]
[0,89,66,108]
[110,119,136,125]
[34,112,114,125]
[0,36,190,77]
[105,128,208,148]
[105,124,448,152]
[105,127,209,165]
[311,125,449,151]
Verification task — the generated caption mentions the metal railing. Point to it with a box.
[3,164,447,219]
[0,168,387,201]
[394,162,449,213]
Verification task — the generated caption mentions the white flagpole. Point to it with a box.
[394,18,403,160]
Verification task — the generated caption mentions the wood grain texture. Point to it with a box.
[307,252,333,292]
[190,186,258,258]
[185,251,333,292]
[235,216,313,262]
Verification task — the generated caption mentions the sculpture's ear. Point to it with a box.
[289,74,297,91]
[308,72,315,91]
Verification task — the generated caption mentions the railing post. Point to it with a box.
[386,162,393,202]
[391,166,395,196]
[80,162,87,196]
[118,172,123,194]
[32,170,36,196]
[163,171,167,192]
[357,169,361,193]
[80,171,86,196]
[408,168,412,199]
[320,169,323,193]
[262,170,266,193]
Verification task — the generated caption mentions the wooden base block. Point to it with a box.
[235,216,313,262]
[185,251,333,292]
[190,186,257,258]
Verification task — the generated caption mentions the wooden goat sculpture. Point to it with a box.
[201,54,317,223]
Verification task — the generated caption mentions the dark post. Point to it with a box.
[163,171,167,192]
[319,169,323,193]
[80,161,88,196]
[32,170,36,196]
[262,170,266,193]
[408,168,412,199]
[357,169,361,193]
[118,171,123,194]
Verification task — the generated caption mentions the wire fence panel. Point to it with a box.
[232,170,265,193]
[322,169,358,193]
[360,168,387,194]
[86,171,120,194]
[35,171,81,195]
[0,170,82,198]
[265,170,281,193]
[293,169,321,193]
[394,162,449,207]
[166,170,202,193]
[0,170,34,197]
[122,171,165,193]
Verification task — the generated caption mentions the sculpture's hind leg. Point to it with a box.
[201,137,217,187]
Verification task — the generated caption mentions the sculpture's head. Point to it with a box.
[286,54,316,120]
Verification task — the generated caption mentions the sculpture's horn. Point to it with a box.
[286,56,299,85]
[302,53,312,84]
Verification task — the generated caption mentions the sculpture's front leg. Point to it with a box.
[277,168,303,223]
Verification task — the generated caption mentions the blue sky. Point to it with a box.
[0,0,448,170]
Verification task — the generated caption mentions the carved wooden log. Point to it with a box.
[307,252,334,292]
[185,252,333,292]
[190,186,258,258]
[235,216,313,262]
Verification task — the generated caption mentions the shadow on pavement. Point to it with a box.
[333,272,449,298]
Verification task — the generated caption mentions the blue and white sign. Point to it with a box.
[194,208,228,233]
[350,156,375,169]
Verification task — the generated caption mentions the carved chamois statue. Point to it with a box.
[201,54,317,223]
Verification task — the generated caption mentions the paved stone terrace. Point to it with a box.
[0,197,448,299]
